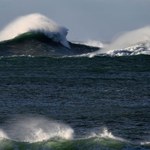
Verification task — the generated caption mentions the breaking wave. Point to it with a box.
[0,13,70,48]
[0,122,149,150]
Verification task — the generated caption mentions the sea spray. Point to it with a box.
[106,26,150,50]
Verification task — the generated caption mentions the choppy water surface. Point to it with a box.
[0,56,149,150]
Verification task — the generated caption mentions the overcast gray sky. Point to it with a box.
[0,0,150,42]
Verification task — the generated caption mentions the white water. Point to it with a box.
[0,13,70,48]
[88,127,126,142]
[0,116,74,143]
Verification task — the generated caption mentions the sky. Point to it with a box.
[0,0,150,42]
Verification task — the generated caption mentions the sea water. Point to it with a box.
[0,56,149,149]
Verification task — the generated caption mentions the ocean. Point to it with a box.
[0,13,150,150]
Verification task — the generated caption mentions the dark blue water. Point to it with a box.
[0,55,150,150]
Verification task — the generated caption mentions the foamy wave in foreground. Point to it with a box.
[0,116,74,143]
[0,119,149,150]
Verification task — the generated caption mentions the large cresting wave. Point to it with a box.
[0,13,70,48]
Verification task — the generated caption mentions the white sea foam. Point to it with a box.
[88,127,126,142]
[1,116,74,143]
[0,13,70,48]
[106,42,150,56]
